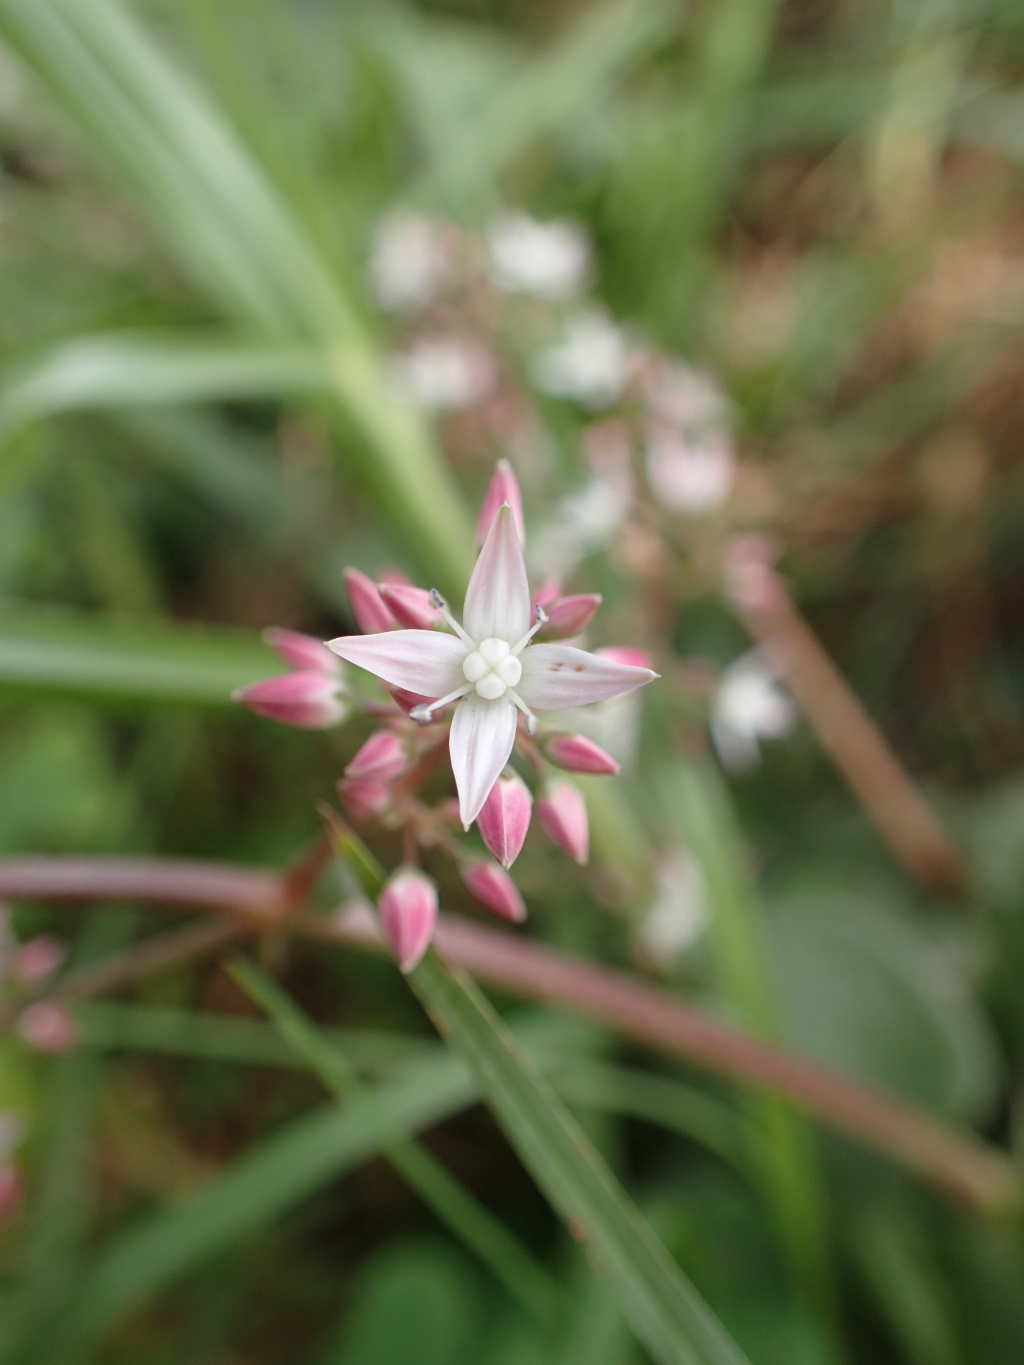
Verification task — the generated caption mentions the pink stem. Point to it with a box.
[0,855,1012,1211]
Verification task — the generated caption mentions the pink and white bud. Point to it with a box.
[17,1001,77,1054]
[538,593,602,640]
[344,731,407,782]
[10,936,66,985]
[233,672,347,730]
[344,567,398,634]
[461,860,526,923]
[337,778,392,821]
[377,582,440,630]
[476,460,525,547]
[0,1163,21,1222]
[263,627,339,675]
[378,868,438,972]
[532,577,562,610]
[542,733,620,776]
[537,781,589,864]
[596,645,654,671]
[476,775,533,869]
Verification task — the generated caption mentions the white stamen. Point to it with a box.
[429,590,475,649]
[507,689,538,733]
[511,604,548,656]
[409,682,473,722]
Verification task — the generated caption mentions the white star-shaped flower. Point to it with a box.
[328,505,656,827]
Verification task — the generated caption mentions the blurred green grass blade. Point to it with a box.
[75,1001,438,1072]
[408,953,752,1365]
[0,334,330,441]
[411,0,677,209]
[653,761,835,1333]
[232,959,560,1326]
[18,1050,482,1361]
[851,1209,964,1365]
[0,0,474,591]
[0,603,273,706]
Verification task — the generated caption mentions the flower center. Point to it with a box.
[462,636,523,700]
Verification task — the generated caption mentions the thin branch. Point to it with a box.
[0,855,1013,1211]
[731,572,967,897]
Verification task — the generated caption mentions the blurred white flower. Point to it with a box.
[389,336,496,411]
[637,849,708,969]
[533,309,631,409]
[643,365,735,513]
[487,213,590,299]
[370,213,451,313]
[710,649,796,773]
[645,428,735,513]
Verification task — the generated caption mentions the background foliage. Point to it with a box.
[1,0,1023,1361]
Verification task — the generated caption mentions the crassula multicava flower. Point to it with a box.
[328,489,656,828]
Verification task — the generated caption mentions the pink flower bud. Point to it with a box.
[344,567,398,634]
[0,1163,22,1222]
[377,582,440,630]
[537,781,589,864]
[338,778,392,821]
[542,733,620,776]
[344,731,407,782]
[596,645,654,671]
[263,627,338,675]
[391,688,438,715]
[461,860,526,923]
[233,672,347,729]
[476,775,532,868]
[378,868,438,972]
[10,936,66,984]
[17,1001,77,1054]
[538,593,602,639]
[476,460,525,546]
[532,577,562,609]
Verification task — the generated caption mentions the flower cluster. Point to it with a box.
[369,208,736,523]
[236,463,656,971]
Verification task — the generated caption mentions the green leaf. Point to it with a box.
[0,334,330,445]
[10,1047,482,1361]
[0,602,273,706]
[231,959,560,1326]
[408,953,752,1365]
[0,0,475,591]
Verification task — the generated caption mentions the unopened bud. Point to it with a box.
[532,578,561,610]
[542,733,620,776]
[10,936,66,984]
[337,778,392,821]
[378,868,438,972]
[537,781,589,864]
[263,627,339,674]
[345,731,407,782]
[538,593,602,639]
[343,567,398,634]
[476,460,525,546]
[233,672,347,730]
[461,860,526,923]
[596,645,654,671]
[476,775,533,868]
[377,582,440,629]
[17,1001,77,1054]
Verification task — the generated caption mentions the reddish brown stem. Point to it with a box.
[0,855,1012,1211]
[734,579,967,897]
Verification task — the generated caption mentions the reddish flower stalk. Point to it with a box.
[0,853,1012,1213]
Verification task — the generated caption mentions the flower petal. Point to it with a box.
[449,693,517,827]
[327,631,466,697]
[462,504,531,644]
[517,644,657,710]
